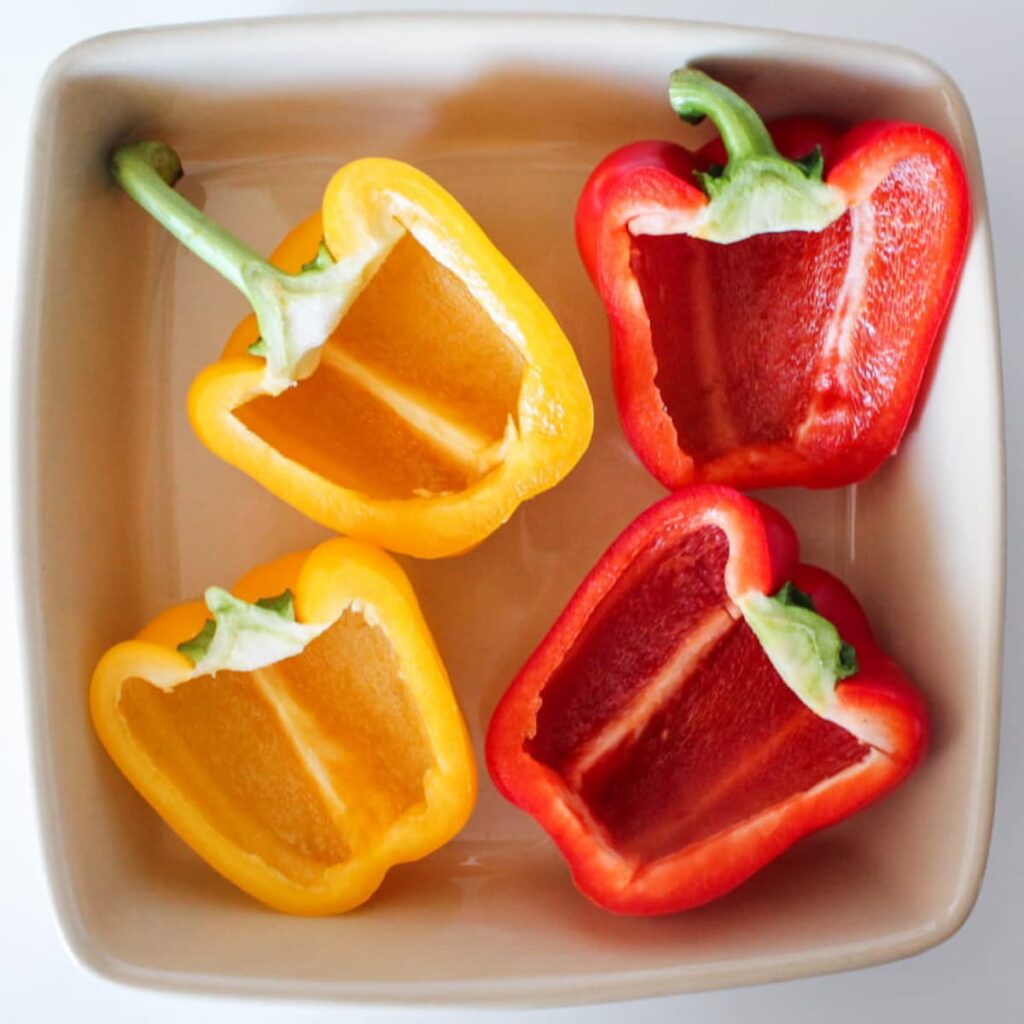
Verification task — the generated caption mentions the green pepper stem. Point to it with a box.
[110,141,272,301]
[110,140,404,392]
[657,69,845,243]
[668,69,781,168]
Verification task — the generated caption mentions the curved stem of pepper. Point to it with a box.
[110,140,393,393]
[110,141,272,302]
[668,68,781,168]
[662,69,843,242]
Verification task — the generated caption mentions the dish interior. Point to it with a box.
[21,16,1001,1004]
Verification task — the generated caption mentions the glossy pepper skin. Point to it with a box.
[486,487,928,915]
[111,142,593,558]
[576,70,970,491]
[91,538,476,915]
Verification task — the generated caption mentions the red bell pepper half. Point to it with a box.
[486,486,928,915]
[576,69,971,490]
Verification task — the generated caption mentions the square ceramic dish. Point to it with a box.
[16,12,1003,1007]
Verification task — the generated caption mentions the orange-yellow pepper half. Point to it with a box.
[111,142,594,558]
[90,538,476,915]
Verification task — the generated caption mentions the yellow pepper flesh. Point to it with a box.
[90,538,476,915]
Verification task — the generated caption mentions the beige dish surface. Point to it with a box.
[16,12,1003,1008]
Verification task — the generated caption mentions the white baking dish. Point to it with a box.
[15,12,1003,1006]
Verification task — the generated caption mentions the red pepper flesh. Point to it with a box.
[576,70,971,490]
[486,487,928,914]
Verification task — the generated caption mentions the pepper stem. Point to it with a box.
[111,141,271,301]
[110,140,403,393]
[669,68,780,167]
[661,69,845,244]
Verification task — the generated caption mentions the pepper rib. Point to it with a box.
[622,709,869,861]
[248,666,352,824]
[316,345,510,475]
[564,604,738,787]
[796,201,877,441]
[628,748,888,887]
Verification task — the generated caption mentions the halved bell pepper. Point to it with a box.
[91,538,476,915]
[486,487,927,915]
[111,142,593,558]
[576,69,970,490]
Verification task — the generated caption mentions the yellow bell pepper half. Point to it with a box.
[111,143,594,558]
[90,538,476,915]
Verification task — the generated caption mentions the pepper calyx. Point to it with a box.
[738,582,858,714]
[177,619,216,664]
[667,69,844,243]
[177,587,326,675]
[301,240,335,274]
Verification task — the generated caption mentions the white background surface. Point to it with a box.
[2,1,1019,1020]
